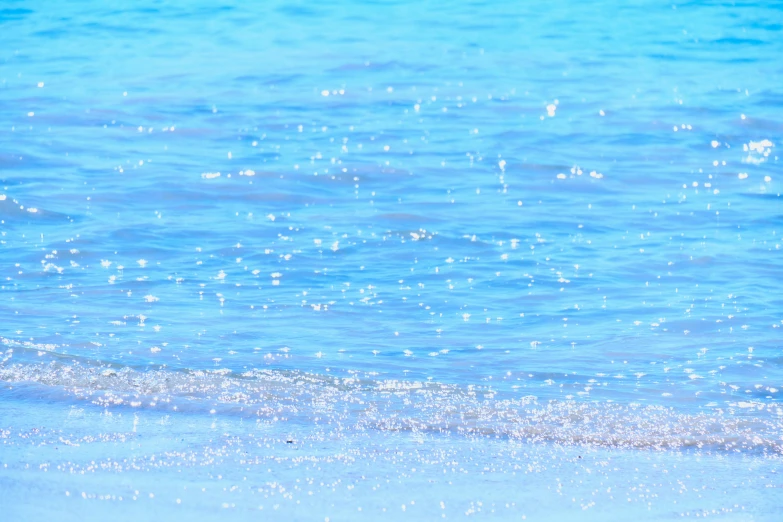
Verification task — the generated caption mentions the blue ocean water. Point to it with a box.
[1,0,782,519]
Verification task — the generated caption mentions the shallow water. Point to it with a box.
[1,0,782,519]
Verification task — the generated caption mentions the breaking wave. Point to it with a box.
[2,352,782,454]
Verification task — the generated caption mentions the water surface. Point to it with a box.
[1,0,782,519]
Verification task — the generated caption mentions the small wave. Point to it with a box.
[0,195,75,223]
[2,357,781,454]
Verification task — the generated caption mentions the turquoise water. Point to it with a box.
[1,0,782,519]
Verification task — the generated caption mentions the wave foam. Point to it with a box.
[2,358,782,454]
